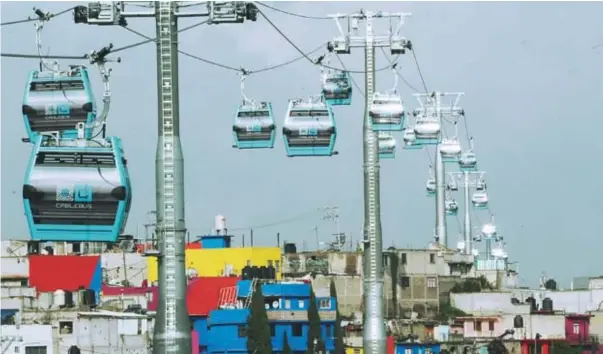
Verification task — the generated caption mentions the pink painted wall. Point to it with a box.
[565,315,590,344]
[192,330,199,354]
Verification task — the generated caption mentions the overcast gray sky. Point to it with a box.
[2,1,602,287]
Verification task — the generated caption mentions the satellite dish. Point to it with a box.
[272,301,279,309]
[264,304,270,309]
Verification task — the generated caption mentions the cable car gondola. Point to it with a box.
[445,198,459,216]
[369,92,405,132]
[459,151,478,171]
[378,132,396,159]
[232,101,276,149]
[282,95,336,157]
[322,71,352,106]
[22,66,96,141]
[471,190,489,210]
[23,135,132,242]
[402,128,423,150]
[426,176,436,197]
[413,112,441,145]
[439,138,462,163]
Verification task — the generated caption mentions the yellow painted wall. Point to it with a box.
[147,247,281,282]
[345,347,363,354]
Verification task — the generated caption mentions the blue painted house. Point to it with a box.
[193,280,337,353]
[395,343,441,354]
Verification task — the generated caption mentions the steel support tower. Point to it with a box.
[413,91,464,249]
[75,2,257,353]
[328,11,410,354]
[449,170,485,254]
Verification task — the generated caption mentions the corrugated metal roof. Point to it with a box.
[29,255,101,293]
[187,276,240,316]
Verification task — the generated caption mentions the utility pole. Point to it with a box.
[413,92,464,248]
[448,171,485,255]
[74,2,258,353]
[328,11,411,354]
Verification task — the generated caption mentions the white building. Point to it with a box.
[1,324,54,354]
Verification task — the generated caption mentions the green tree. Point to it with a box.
[307,287,325,354]
[330,280,345,354]
[247,281,272,354]
[283,333,292,354]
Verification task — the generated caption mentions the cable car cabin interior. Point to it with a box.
[322,71,352,106]
[402,129,423,150]
[471,191,489,210]
[378,132,396,159]
[22,67,96,141]
[282,98,336,157]
[22,136,131,242]
[439,138,462,163]
[445,199,459,216]
[232,101,276,149]
[426,177,436,196]
[369,92,405,131]
[459,151,478,171]
[413,114,441,145]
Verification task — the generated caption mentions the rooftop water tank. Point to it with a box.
[215,215,226,233]
[54,289,65,308]
[513,315,524,328]
[542,297,553,312]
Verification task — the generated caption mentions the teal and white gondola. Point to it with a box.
[322,71,352,106]
[471,190,489,210]
[413,112,441,145]
[378,132,396,159]
[402,128,423,150]
[369,92,405,132]
[282,95,336,157]
[22,66,96,141]
[232,101,276,149]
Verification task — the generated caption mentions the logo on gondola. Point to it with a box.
[45,103,71,119]
[55,185,93,209]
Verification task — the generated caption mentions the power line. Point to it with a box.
[254,1,332,20]
[379,47,420,92]
[411,48,429,93]
[122,24,324,74]
[0,6,74,26]
[256,8,393,74]
[228,208,326,231]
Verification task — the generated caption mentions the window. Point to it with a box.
[404,349,411,354]
[137,319,142,335]
[401,276,410,288]
[25,347,47,354]
[475,321,482,332]
[237,325,246,337]
[270,324,276,337]
[59,321,73,334]
[401,253,407,264]
[292,323,303,337]
[319,299,331,309]
[298,300,305,309]
[14,347,19,353]
[488,321,495,331]
[427,277,436,288]
[573,322,580,334]
[285,300,291,309]
[429,253,435,264]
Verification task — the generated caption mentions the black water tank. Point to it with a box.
[68,346,81,354]
[27,241,40,255]
[242,266,252,280]
[259,266,268,279]
[514,315,524,328]
[83,289,96,306]
[526,297,537,312]
[542,297,553,312]
[284,243,297,254]
[511,297,520,305]
[64,291,74,307]
[250,266,259,279]
[267,265,276,280]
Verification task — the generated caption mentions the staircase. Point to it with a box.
[243,278,258,308]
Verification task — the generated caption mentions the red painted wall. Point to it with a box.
[565,315,591,344]
[186,276,240,316]
[386,336,395,354]
[29,255,100,293]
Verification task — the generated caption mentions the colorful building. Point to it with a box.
[29,255,101,294]
[191,280,337,353]
[147,236,281,282]
[395,342,441,354]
